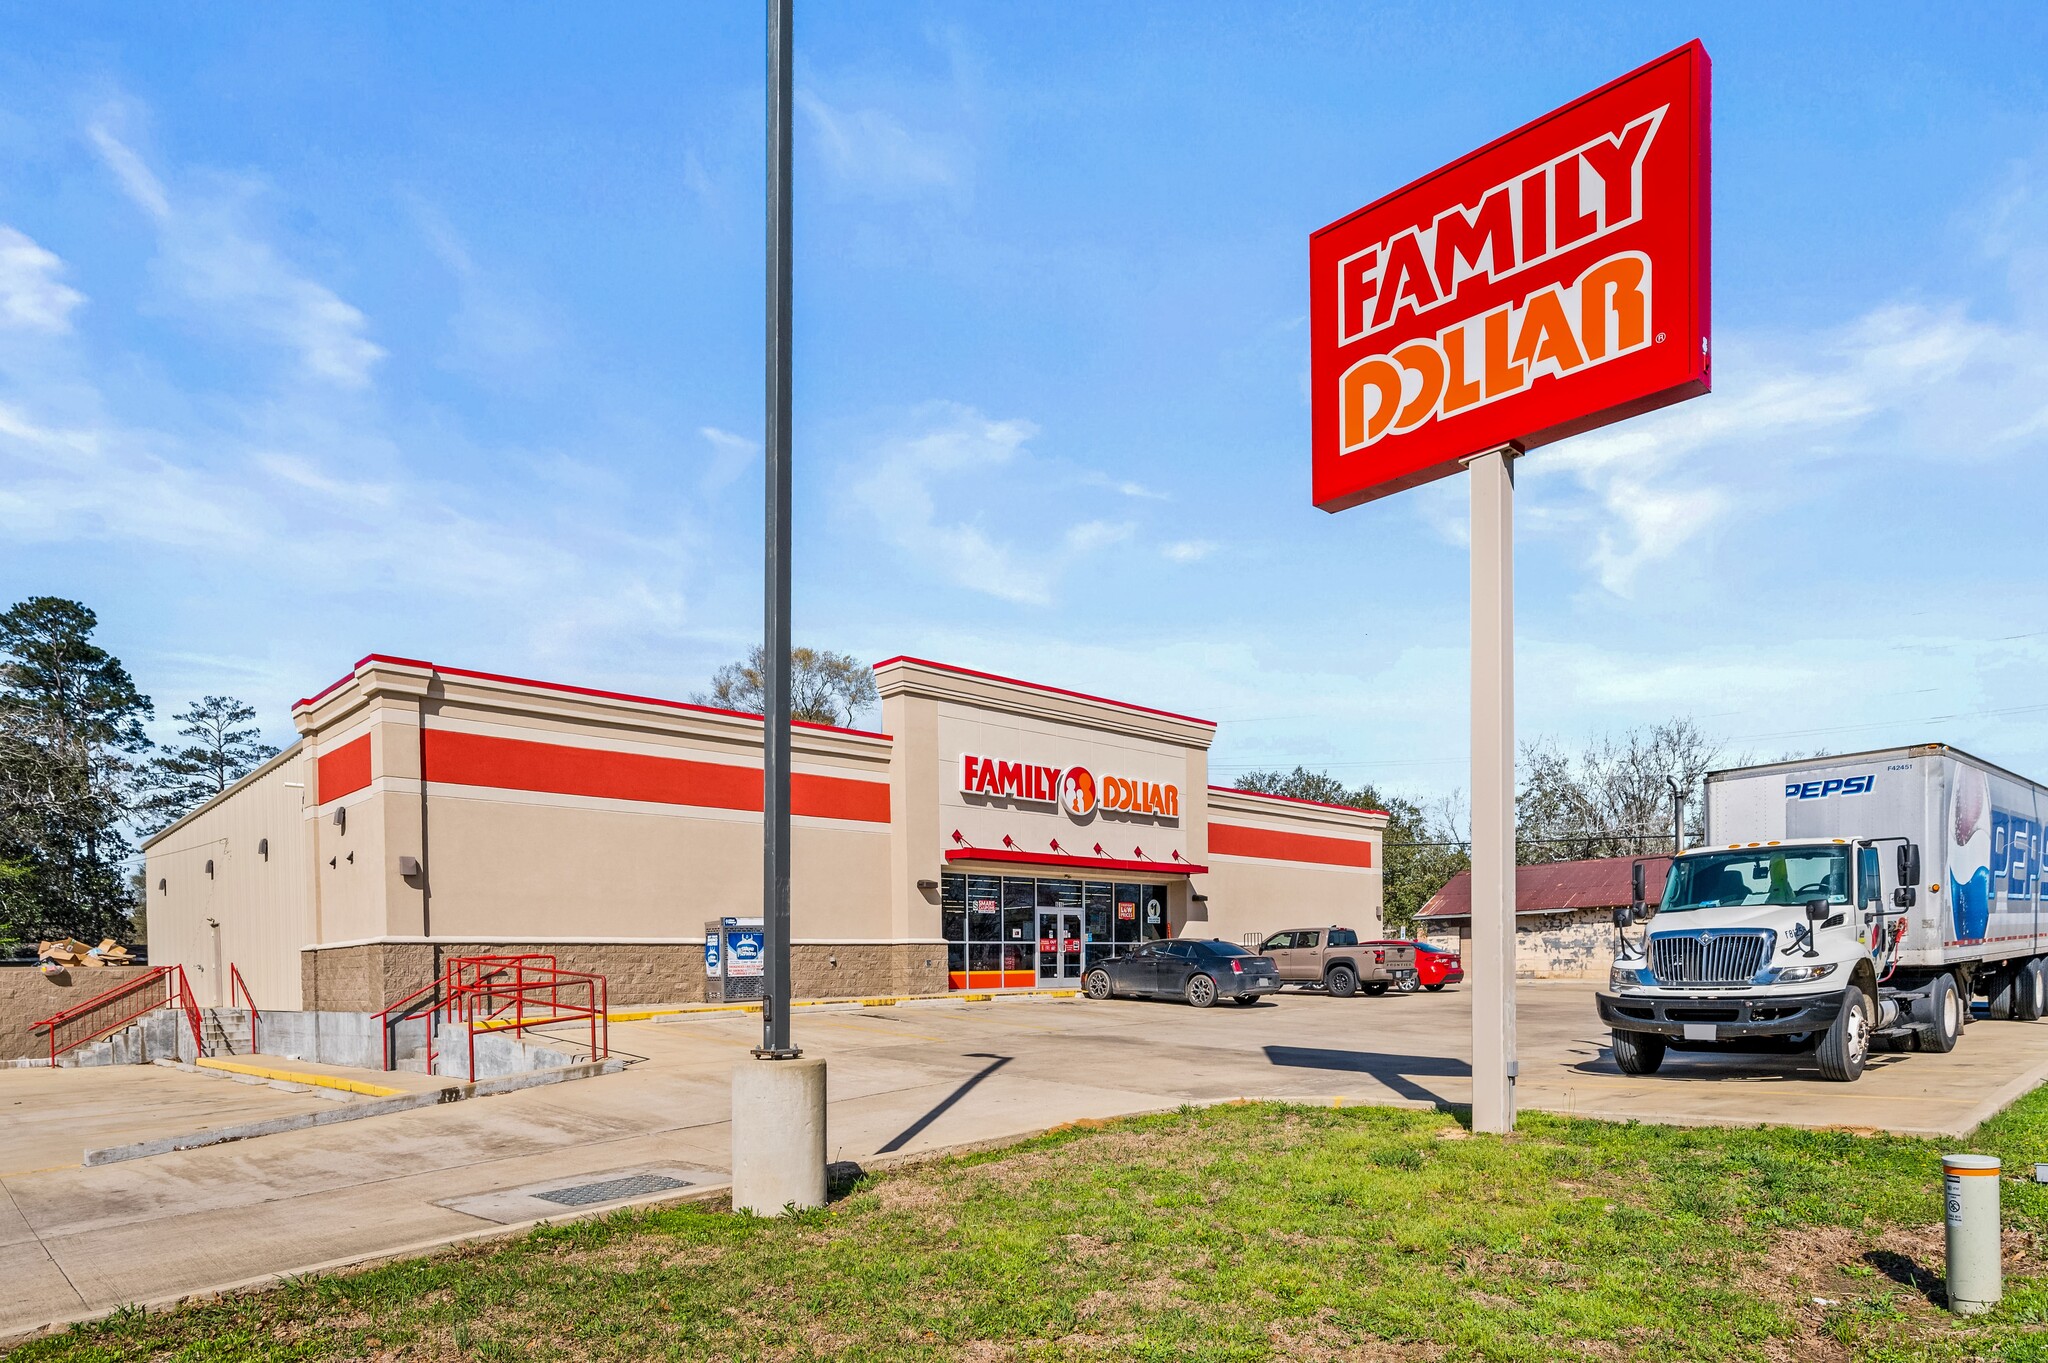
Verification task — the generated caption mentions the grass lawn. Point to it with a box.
[15,1092,2048,1362]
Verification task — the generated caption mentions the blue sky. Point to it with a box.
[3,2,2046,800]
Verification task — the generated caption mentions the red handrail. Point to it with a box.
[33,964,204,1064]
[229,963,259,1053]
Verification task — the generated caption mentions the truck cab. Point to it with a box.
[1596,838,1940,1081]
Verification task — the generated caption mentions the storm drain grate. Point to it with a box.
[536,1174,691,1207]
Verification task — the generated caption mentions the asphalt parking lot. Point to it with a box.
[9,979,2048,1340]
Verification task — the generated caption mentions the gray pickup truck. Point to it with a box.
[1255,927,1418,997]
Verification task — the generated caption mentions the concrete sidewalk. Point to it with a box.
[7,982,2048,1342]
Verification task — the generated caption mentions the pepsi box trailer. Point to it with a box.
[1705,744,2046,970]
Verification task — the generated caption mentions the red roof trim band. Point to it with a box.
[1209,785,1390,817]
[293,654,891,741]
[875,656,1217,728]
[943,848,1209,876]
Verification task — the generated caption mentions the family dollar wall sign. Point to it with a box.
[1309,40,1710,511]
[1307,41,1710,1136]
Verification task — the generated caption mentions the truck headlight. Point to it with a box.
[1771,962,1838,984]
[1609,964,1645,992]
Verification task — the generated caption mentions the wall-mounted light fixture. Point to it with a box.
[258,838,269,861]
[205,859,215,878]
[328,856,337,869]
[398,855,421,877]
[157,878,167,893]
[332,806,346,833]
[345,851,355,865]
[915,878,938,891]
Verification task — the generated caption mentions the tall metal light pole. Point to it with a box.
[1668,776,1685,857]
[756,0,797,1062]
[731,0,825,1218]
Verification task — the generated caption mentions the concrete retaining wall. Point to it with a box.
[432,1021,582,1079]
[251,1010,385,1068]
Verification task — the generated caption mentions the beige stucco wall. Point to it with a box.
[148,654,1396,1012]
[1197,789,1387,946]
[142,744,310,1009]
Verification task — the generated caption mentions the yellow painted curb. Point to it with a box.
[479,988,1084,1029]
[196,1057,405,1098]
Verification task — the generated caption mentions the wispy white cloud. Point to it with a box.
[1081,470,1170,501]
[88,111,385,388]
[412,200,550,382]
[849,402,1048,604]
[796,89,966,199]
[1532,293,2048,595]
[1161,539,1216,563]
[0,227,85,332]
[1064,520,1133,554]
[697,425,758,494]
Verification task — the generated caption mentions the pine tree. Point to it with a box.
[137,696,278,834]
[0,597,154,943]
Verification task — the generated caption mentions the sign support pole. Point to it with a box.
[757,0,797,1062]
[1467,445,1518,1133]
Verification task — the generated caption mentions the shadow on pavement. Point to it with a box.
[876,1053,1013,1153]
[1262,1045,1468,1107]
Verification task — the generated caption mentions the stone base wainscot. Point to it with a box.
[299,942,951,1013]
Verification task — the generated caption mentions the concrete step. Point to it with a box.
[394,1057,431,1074]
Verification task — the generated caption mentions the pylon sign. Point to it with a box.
[1311,41,1711,511]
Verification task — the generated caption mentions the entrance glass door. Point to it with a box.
[1037,910,1082,982]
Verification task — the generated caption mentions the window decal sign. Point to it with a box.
[1310,41,1710,510]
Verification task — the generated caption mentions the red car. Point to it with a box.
[1363,940,1464,991]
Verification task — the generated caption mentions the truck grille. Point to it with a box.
[1647,930,1773,987]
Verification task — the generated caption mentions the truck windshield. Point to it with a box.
[1660,848,1851,914]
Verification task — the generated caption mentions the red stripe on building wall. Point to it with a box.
[1207,822,1374,868]
[421,729,890,824]
[316,735,372,804]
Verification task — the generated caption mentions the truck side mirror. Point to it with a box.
[1892,886,1918,909]
[1614,904,1636,930]
[1899,843,1922,889]
[1805,898,1830,923]
[1630,862,1646,911]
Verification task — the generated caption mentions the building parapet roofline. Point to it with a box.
[873,656,1217,729]
[291,653,892,741]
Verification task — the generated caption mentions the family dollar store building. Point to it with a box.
[141,654,1388,1012]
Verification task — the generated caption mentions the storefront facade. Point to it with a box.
[143,654,1387,1012]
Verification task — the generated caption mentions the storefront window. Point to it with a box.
[967,874,1002,943]
[1142,886,1168,941]
[1002,877,1036,947]
[1083,882,1112,944]
[1113,883,1144,944]
[941,873,966,945]
[941,870,1167,987]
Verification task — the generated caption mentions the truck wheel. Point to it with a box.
[1326,965,1358,999]
[1084,968,1113,1001]
[1815,989,1873,1081]
[1185,973,1218,1008]
[1611,1029,1666,1076]
[2021,959,2048,1022]
[1918,973,1963,1053]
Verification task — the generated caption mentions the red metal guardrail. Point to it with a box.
[374,954,608,1081]
[229,962,259,1053]
[32,963,204,1065]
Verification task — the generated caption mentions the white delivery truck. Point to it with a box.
[1596,744,2046,1081]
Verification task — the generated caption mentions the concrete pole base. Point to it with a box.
[731,1057,827,1216]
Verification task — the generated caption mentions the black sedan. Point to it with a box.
[1083,939,1281,1007]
